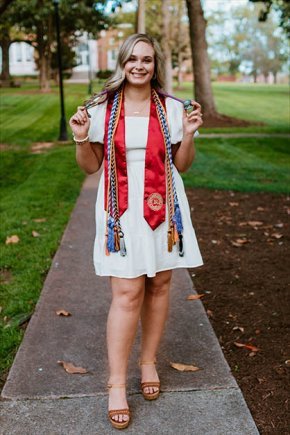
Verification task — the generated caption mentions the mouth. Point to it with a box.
[131,72,146,78]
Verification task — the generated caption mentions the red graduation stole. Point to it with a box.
[103,91,166,230]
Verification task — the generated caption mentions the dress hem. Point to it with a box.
[94,262,204,279]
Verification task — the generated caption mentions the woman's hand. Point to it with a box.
[182,100,203,137]
[69,106,90,140]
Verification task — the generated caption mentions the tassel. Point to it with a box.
[174,204,183,234]
[107,217,116,252]
[178,234,184,257]
[119,231,127,257]
[105,234,110,256]
[168,227,173,252]
[174,225,179,243]
[114,227,120,251]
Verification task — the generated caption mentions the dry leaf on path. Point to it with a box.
[187,294,204,300]
[229,202,239,207]
[57,360,88,374]
[247,221,264,227]
[233,326,245,333]
[56,309,71,316]
[271,233,283,239]
[32,230,40,237]
[5,235,20,244]
[234,342,260,352]
[170,362,200,372]
[231,239,249,247]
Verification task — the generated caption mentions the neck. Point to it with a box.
[124,83,151,102]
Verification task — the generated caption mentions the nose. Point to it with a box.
[135,60,143,70]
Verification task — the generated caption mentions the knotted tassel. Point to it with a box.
[119,231,127,257]
[107,217,116,253]
[105,234,110,256]
[174,203,183,234]
[114,227,120,251]
[168,227,174,252]
[178,234,184,257]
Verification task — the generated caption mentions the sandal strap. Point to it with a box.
[108,409,130,417]
[139,360,156,366]
[141,381,160,388]
[107,383,126,389]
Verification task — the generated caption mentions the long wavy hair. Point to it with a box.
[85,34,165,107]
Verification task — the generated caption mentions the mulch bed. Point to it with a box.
[187,188,290,434]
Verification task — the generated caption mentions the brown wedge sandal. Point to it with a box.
[107,384,130,430]
[139,361,160,401]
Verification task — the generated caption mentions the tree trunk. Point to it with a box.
[186,0,217,116]
[137,0,146,33]
[36,18,52,92]
[162,0,173,94]
[176,0,183,89]
[0,27,12,85]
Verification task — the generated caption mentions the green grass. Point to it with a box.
[182,137,290,193]
[0,79,289,384]
[175,82,290,133]
[0,146,85,378]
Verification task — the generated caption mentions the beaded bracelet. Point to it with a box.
[73,134,89,145]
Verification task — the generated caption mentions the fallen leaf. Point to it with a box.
[274,223,284,228]
[233,326,245,333]
[33,218,47,223]
[32,230,40,237]
[187,294,204,300]
[238,222,248,227]
[234,342,260,352]
[57,360,88,374]
[229,202,239,207]
[249,352,256,357]
[5,235,20,244]
[206,309,213,318]
[231,238,249,247]
[248,221,263,227]
[56,309,71,316]
[271,233,283,239]
[257,207,265,211]
[285,360,290,366]
[170,362,200,372]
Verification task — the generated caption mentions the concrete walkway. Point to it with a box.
[0,175,259,434]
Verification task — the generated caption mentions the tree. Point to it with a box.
[137,0,145,33]
[249,0,290,36]
[161,0,172,93]
[1,0,110,91]
[185,0,218,118]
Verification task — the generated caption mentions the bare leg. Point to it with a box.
[140,270,172,394]
[107,275,145,422]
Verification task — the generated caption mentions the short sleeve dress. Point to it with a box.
[87,97,203,278]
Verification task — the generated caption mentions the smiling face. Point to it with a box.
[124,41,155,87]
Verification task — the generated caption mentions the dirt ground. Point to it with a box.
[187,188,290,435]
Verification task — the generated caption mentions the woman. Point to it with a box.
[69,33,203,430]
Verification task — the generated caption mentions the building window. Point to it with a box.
[16,43,22,62]
[26,44,33,62]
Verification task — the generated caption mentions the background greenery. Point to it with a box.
[0,81,289,383]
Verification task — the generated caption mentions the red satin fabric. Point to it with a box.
[104,91,166,230]
[143,97,166,229]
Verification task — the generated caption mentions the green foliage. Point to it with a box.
[249,0,290,36]
[182,137,290,193]
[0,146,85,377]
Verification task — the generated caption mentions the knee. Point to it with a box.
[146,274,171,297]
[112,286,144,312]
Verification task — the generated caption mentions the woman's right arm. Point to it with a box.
[69,106,104,174]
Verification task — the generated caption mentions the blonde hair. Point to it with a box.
[104,33,165,93]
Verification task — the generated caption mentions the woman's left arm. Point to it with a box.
[173,101,203,173]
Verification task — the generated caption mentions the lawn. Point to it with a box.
[0,80,289,385]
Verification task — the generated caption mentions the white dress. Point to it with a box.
[88,97,203,278]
